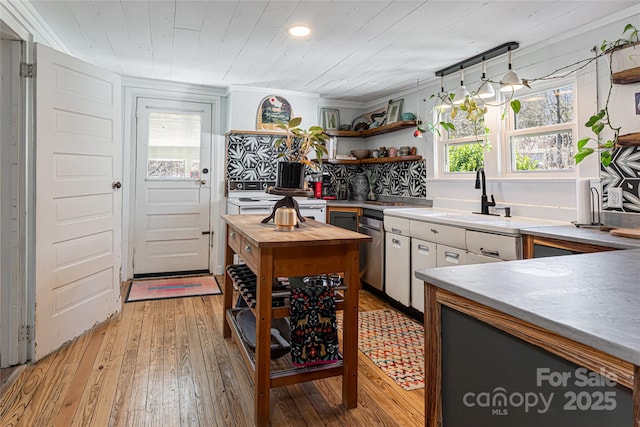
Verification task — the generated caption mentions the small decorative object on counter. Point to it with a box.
[338,184,348,200]
[379,146,387,157]
[388,147,397,157]
[410,146,417,155]
[350,172,369,201]
[399,146,410,156]
[371,149,380,158]
[401,112,416,121]
[365,170,376,201]
[275,207,297,231]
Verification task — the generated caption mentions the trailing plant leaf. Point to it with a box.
[510,99,521,114]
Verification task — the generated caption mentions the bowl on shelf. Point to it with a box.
[351,149,371,159]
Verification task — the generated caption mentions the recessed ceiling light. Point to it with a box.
[288,25,311,37]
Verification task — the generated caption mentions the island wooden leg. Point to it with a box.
[223,225,234,338]
[634,365,640,427]
[254,250,274,426]
[342,243,359,408]
[424,282,442,427]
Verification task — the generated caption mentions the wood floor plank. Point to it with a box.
[183,297,218,427]
[192,295,235,426]
[108,300,147,427]
[160,297,181,426]
[174,297,199,426]
[0,281,425,427]
[125,301,154,426]
[144,300,165,426]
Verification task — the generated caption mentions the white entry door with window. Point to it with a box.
[133,98,212,275]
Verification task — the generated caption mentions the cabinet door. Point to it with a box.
[329,210,357,231]
[411,238,436,313]
[385,233,410,306]
[436,244,467,267]
[466,252,503,264]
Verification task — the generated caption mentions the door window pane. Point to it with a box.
[147,112,201,178]
[446,142,484,173]
[511,131,574,171]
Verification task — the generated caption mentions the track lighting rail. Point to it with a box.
[435,42,519,77]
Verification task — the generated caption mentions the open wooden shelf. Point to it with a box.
[320,155,422,165]
[612,67,640,84]
[617,132,640,147]
[325,120,417,138]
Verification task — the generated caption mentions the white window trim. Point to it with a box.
[502,79,578,178]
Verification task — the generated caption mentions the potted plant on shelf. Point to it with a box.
[275,117,329,188]
[574,23,639,167]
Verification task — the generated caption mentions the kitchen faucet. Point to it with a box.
[474,167,496,215]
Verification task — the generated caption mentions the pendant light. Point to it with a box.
[475,59,495,100]
[433,75,451,111]
[452,66,469,104]
[500,47,523,92]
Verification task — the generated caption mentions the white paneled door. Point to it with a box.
[35,44,122,360]
[133,98,212,275]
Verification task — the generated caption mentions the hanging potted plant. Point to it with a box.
[274,117,329,189]
[574,23,639,167]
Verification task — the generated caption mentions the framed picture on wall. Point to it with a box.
[321,108,340,130]
[256,95,292,130]
[386,99,404,124]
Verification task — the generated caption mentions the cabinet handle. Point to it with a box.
[480,248,500,258]
[230,232,236,238]
[430,228,439,234]
[444,251,459,260]
[244,245,252,253]
[392,238,401,246]
[391,228,402,234]
[417,244,430,254]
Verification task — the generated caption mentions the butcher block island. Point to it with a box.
[221,214,371,426]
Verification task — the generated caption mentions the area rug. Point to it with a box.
[125,275,222,303]
[338,309,424,390]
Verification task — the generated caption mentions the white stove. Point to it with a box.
[226,187,326,223]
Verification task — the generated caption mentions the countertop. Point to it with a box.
[522,225,640,249]
[416,249,640,365]
[221,214,370,247]
[326,199,429,212]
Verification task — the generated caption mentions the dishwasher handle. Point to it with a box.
[358,223,381,232]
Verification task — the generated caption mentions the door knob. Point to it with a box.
[200,179,207,185]
[112,181,122,189]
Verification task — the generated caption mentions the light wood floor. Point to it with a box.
[0,280,424,426]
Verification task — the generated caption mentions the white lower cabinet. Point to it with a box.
[385,233,410,306]
[436,244,468,267]
[410,238,436,312]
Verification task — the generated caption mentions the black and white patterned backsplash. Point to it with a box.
[602,146,640,213]
[226,132,427,197]
[321,160,427,198]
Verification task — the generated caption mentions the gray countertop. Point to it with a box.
[415,249,640,365]
[522,225,640,249]
[326,199,429,212]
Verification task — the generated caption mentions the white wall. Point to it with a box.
[226,85,320,131]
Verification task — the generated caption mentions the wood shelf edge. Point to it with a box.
[617,132,640,146]
[322,155,422,165]
[325,120,417,138]
[612,66,640,84]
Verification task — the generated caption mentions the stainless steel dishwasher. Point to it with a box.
[358,209,384,291]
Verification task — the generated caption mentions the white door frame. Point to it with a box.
[121,79,225,280]
[0,30,33,366]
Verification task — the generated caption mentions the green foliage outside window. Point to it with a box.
[448,143,484,173]
[515,153,539,171]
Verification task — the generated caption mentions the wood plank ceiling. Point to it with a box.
[27,1,638,102]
